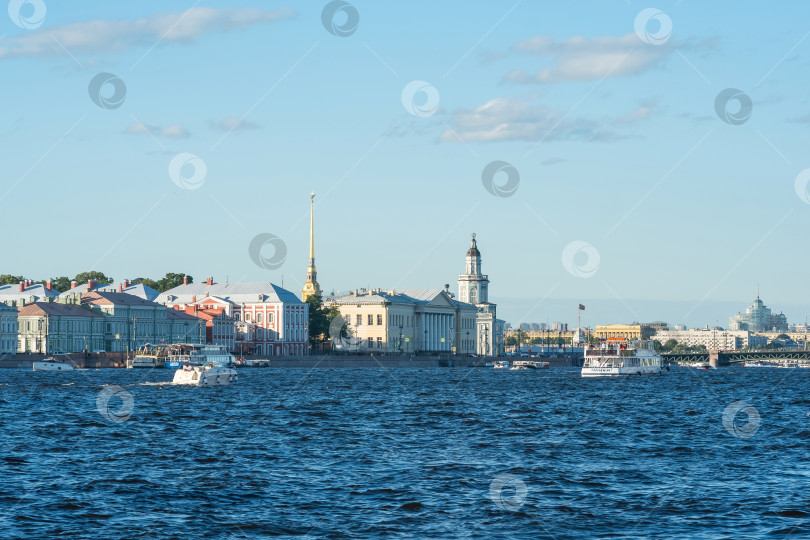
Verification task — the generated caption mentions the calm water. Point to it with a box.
[1,366,809,538]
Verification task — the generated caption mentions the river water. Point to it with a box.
[1,366,809,538]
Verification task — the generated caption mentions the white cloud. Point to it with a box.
[124,121,189,138]
[505,34,671,84]
[0,7,295,60]
[210,117,261,133]
[613,101,657,125]
[439,97,618,143]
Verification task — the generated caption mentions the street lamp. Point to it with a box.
[399,325,403,354]
[424,328,428,354]
[466,331,470,355]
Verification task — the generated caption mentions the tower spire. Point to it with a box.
[301,192,322,301]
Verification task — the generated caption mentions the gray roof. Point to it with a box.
[156,282,303,306]
[0,283,59,304]
[59,282,160,301]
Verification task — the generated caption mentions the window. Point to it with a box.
[356,314,362,326]
[268,313,274,324]
[367,338,373,348]
[368,314,374,325]
[246,314,251,322]
[377,337,382,348]
[377,314,383,326]
[257,313,263,324]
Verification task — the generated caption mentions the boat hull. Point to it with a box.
[172,366,238,386]
[581,365,663,377]
[33,361,74,371]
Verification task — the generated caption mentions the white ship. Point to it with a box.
[581,340,664,377]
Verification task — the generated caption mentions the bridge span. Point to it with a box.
[662,349,810,367]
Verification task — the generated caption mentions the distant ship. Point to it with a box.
[581,340,664,377]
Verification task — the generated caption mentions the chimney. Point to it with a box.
[192,295,196,303]
[206,277,213,286]
[70,280,77,290]
[183,275,188,286]
[46,280,52,291]
[87,279,96,291]
[18,281,24,292]
[119,283,123,292]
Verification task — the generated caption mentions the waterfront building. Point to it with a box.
[0,302,19,354]
[156,278,308,356]
[457,234,504,356]
[0,280,59,306]
[653,328,752,350]
[173,305,237,351]
[729,295,788,332]
[59,279,159,301]
[595,324,653,341]
[326,289,478,354]
[17,302,105,353]
[81,291,185,352]
[301,192,322,301]
[166,309,206,345]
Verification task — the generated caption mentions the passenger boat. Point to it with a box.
[581,340,664,377]
[164,344,236,368]
[493,360,510,369]
[33,357,75,371]
[172,363,238,386]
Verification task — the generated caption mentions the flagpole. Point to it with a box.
[577,302,581,346]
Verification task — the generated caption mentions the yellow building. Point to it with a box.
[595,324,647,341]
[326,289,479,354]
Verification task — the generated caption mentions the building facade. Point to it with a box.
[653,328,751,350]
[326,289,479,354]
[156,279,309,356]
[729,295,788,332]
[81,291,185,352]
[595,324,654,341]
[0,303,19,354]
[174,305,237,351]
[17,301,105,353]
[457,234,503,356]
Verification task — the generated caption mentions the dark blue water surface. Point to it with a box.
[2,366,810,538]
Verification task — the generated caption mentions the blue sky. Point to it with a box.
[2,1,810,328]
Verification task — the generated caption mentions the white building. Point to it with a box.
[457,234,505,356]
[654,328,752,350]
[0,302,18,354]
[326,289,478,354]
[156,278,309,356]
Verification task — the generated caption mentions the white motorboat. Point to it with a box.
[493,360,510,369]
[33,357,75,371]
[512,360,549,370]
[581,340,664,377]
[172,363,238,386]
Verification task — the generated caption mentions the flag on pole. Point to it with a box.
[579,304,585,310]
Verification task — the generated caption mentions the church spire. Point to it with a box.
[301,192,322,301]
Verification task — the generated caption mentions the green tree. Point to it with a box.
[157,273,191,292]
[306,295,336,349]
[50,276,72,292]
[74,271,113,285]
[0,274,25,285]
[132,277,159,290]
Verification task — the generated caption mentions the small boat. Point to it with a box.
[172,362,238,386]
[512,360,550,370]
[694,362,711,370]
[33,357,75,371]
[582,340,664,377]
[493,360,510,369]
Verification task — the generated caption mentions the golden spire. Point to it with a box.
[301,192,322,301]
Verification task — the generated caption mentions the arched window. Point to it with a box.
[470,287,478,304]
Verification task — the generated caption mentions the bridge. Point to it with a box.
[662,349,810,366]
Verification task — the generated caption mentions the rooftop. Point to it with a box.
[156,281,303,306]
[18,303,104,318]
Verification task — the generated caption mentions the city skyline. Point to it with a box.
[3,2,810,329]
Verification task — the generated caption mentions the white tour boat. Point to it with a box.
[33,357,75,371]
[581,340,664,377]
[172,363,238,386]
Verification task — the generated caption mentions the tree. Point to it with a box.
[74,271,113,285]
[50,276,72,292]
[157,273,191,292]
[0,274,25,285]
[134,277,160,290]
[306,295,338,349]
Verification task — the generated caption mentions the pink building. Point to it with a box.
[156,278,309,356]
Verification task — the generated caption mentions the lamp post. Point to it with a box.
[466,331,470,355]
[399,325,403,354]
[449,324,454,355]
[424,328,428,354]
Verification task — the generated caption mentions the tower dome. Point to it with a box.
[466,233,480,257]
